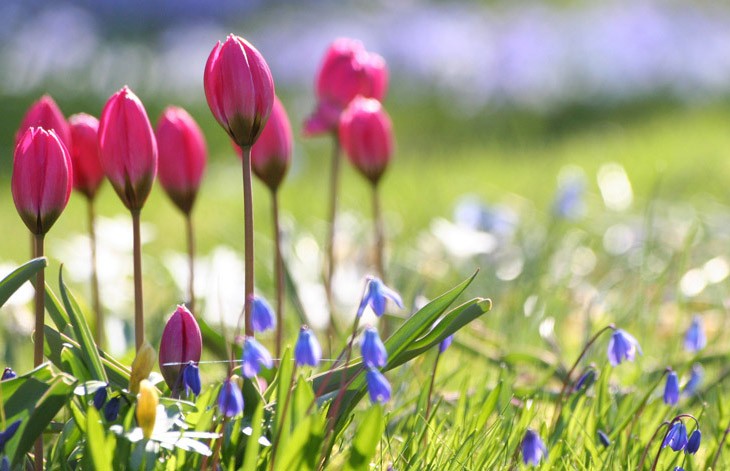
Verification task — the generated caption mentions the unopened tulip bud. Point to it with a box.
[16,95,71,150]
[155,106,207,214]
[129,341,156,394]
[158,305,202,392]
[136,379,158,439]
[98,86,158,211]
[204,34,275,148]
[339,97,394,185]
[12,127,73,235]
[249,96,292,191]
[68,113,104,199]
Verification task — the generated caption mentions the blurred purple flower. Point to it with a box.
[607,329,641,366]
[684,315,706,353]
[357,277,403,318]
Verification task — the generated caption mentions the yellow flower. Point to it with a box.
[136,379,158,439]
[129,342,156,394]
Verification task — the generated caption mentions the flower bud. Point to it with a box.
[104,396,121,422]
[158,305,202,392]
[12,127,73,235]
[16,95,71,150]
[339,97,394,185]
[155,106,207,214]
[136,379,158,439]
[294,326,322,367]
[361,326,387,368]
[129,341,156,394]
[218,377,244,418]
[249,96,292,191]
[98,86,158,211]
[250,295,276,333]
[68,113,104,199]
[365,367,391,404]
[1,368,16,381]
[182,362,202,397]
[204,34,275,148]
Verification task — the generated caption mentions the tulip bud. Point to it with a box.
[339,97,394,185]
[16,95,71,151]
[204,34,275,148]
[12,127,73,235]
[98,86,158,211]
[248,96,292,191]
[129,341,156,394]
[304,38,388,136]
[68,113,104,199]
[136,379,158,439]
[158,305,202,392]
[155,106,207,214]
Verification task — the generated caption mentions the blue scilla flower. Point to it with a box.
[0,457,8,471]
[356,277,403,318]
[597,430,611,447]
[664,370,680,406]
[439,335,454,353]
[685,429,701,455]
[521,429,547,466]
[294,326,322,367]
[218,378,244,417]
[104,397,121,422]
[683,363,703,396]
[365,368,391,404]
[607,329,641,366]
[1,368,15,381]
[361,327,387,368]
[0,420,20,454]
[183,361,202,396]
[573,368,597,392]
[251,295,276,333]
[663,422,688,452]
[552,176,584,220]
[93,385,108,410]
[241,337,274,378]
[684,316,706,353]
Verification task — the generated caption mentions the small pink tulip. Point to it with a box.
[158,305,202,391]
[155,106,207,214]
[12,127,73,235]
[339,96,394,185]
[98,86,158,211]
[247,96,292,191]
[68,113,104,199]
[15,95,71,151]
[204,34,275,148]
[304,38,388,136]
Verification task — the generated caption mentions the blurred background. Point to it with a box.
[2,0,730,365]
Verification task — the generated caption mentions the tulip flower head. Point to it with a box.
[16,94,71,150]
[521,429,547,466]
[155,106,207,214]
[136,379,159,440]
[663,421,688,452]
[158,305,203,391]
[68,113,105,199]
[606,329,641,366]
[684,315,706,353]
[1,368,16,381]
[664,370,680,406]
[12,127,73,235]
[249,96,292,191]
[98,86,158,211]
[204,34,275,148]
[339,96,394,185]
[250,295,276,333]
[129,341,157,395]
[182,361,202,397]
[241,337,273,378]
[294,326,322,367]
[365,367,391,404]
[218,377,244,417]
[361,326,388,368]
[356,276,403,318]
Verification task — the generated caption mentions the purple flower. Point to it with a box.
[365,368,391,404]
[294,326,322,367]
[685,429,701,455]
[553,177,585,220]
[1,368,16,381]
[104,397,120,422]
[684,316,706,353]
[683,363,703,396]
[183,361,202,396]
[597,430,611,447]
[439,335,454,353]
[573,368,596,392]
[93,386,107,410]
[521,428,547,466]
[663,422,688,452]
[607,329,641,366]
[0,420,21,453]
[218,378,244,417]
[663,371,680,406]
[361,327,388,368]
[241,337,273,378]
[251,295,276,333]
[356,277,403,318]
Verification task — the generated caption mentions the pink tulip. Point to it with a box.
[158,305,202,392]
[15,95,71,151]
[155,106,207,214]
[204,34,275,148]
[339,96,394,185]
[98,86,158,211]
[246,96,292,191]
[12,127,73,235]
[304,38,388,136]
[68,113,104,199]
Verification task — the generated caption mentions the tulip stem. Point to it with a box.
[371,183,389,337]
[324,137,341,351]
[241,146,255,338]
[272,190,284,359]
[33,233,45,471]
[185,212,196,315]
[88,198,103,348]
[131,209,144,351]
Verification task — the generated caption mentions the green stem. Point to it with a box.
[33,233,45,470]
[272,190,284,359]
[324,136,341,351]
[637,421,669,471]
[88,199,103,348]
[131,209,144,351]
[711,423,730,470]
[241,146,255,338]
[185,212,196,315]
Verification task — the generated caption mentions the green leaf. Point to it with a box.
[276,415,323,471]
[475,381,502,432]
[344,406,384,471]
[274,347,293,439]
[240,402,264,471]
[85,406,113,470]
[0,257,46,308]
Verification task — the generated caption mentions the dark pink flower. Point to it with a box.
[249,96,292,191]
[158,305,202,392]
[16,95,71,151]
[68,113,104,199]
[339,96,394,184]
